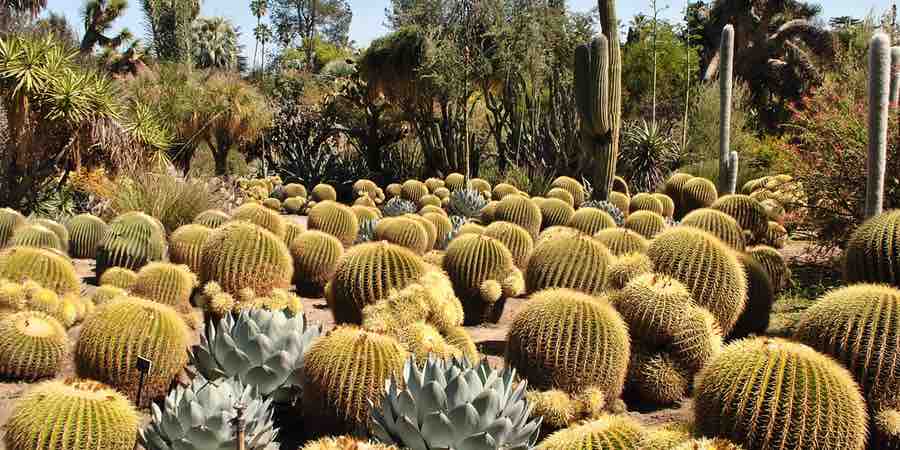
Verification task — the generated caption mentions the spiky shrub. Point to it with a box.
[594,228,649,256]
[0,246,79,295]
[99,266,137,289]
[423,212,452,249]
[682,177,718,213]
[447,188,488,219]
[729,253,775,340]
[4,379,139,450]
[232,202,287,238]
[312,183,338,202]
[628,350,691,406]
[76,296,190,406]
[0,207,25,246]
[374,217,429,255]
[400,179,428,204]
[130,262,198,315]
[647,227,747,334]
[873,408,900,450]
[484,221,534,268]
[200,221,293,299]
[495,194,542,238]
[793,284,900,408]
[303,326,408,434]
[328,242,426,324]
[630,193,664,215]
[539,198,576,230]
[445,172,466,191]
[284,196,307,214]
[66,213,108,258]
[681,208,746,251]
[192,308,321,402]
[606,252,654,290]
[748,245,791,292]
[623,210,666,239]
[10,224,64,251]
[0,311,67,380]
[284,182,308,198]
[193,209,230,228]
[550,176,585,206]
[526,232,612,295]
[693,338,868,450]
[291,230,344,295]
[140,375,279,450]
[506,288,629,400]
[302,436,399,450]
[711,195,768,242]
[536,415,646,449]
[370,356,542,449]
[547,187,575,207]
[843,209,900,287]
[95,211,167,278]
[653,193,676,218]
[567,207,616,236]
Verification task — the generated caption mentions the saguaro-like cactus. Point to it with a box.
[575,0,621,201]
[718,25,737,195]
[868,32,891,218]
[891,46,900,107]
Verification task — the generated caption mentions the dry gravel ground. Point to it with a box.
[0,228,821,449]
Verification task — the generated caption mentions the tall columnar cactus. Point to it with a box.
[843,209,900,287]
[0,246,80,295]
[443,233,524,324]
[96,211,168,278]
[76,296,190,406]
[0,310,68,380]
[506,288,630,402]
[868,32,891,218]
[200,221,293,297]
[693,338,868,450]
[575,0,621,202]
[892,46,900,107]
[536,415,646,449]
[718,24,736,194]
[4,379,140,450]
[526,232,612,295]
[66,213,108,258]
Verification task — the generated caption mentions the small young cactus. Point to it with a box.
[0,310,68,380]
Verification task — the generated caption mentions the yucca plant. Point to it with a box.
[620,120,681,194]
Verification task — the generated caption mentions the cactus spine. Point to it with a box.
[575,0,621,201]
[867,32,891,218]
[719,24,737,194]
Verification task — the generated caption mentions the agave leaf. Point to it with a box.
[471,389,501,429]
[417,381,448,423]
[447,403,480,438]
[446,369,471,409]
[394,415,429,450]
[421,411,455,448]
[456,432,496,450]
[483,417,513,444]
[243,365,285,396]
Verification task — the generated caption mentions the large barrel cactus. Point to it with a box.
[681,208,745,251]
[31,218,69,252]
[711,194,768,242]
[375,217,429,255]
[75,296,191,406]
[748,245,791,292]
[370,357,542,449]
[606,252,654,290]
[536,415,647,449]
[567,207,616,235]
[623,210,666,239]
[495,194,542,238]
[168,223,212,274]
[401,179,429,203]
[484,221,534,268]
[231,202,286,238]
[663,173,694,217]
[308,200,360,247]
[66,213,108,258]
[630,193,664,215]
[0,246,79,295]
[200,221,293,297]
[547,187,575,207]
[99,266,137,289]
[682,177,718,213]
[506,289,630,402]
[303,326,408,434]
[4,379,139,450]
[593,228,649,256]
[525,232,612,295]
[843,209,900,287]
[0,310,68,380]
[130,262,198,315]
[443,233,524,325]
[327,241,426,324]
[540,198,576,229]
[95,211,167,278]
[647,227,747,334]
[290,230,344,295]
[193,209,230,228]
[312,183,338,202]
[550,176,586,206]
[729,253,775,340]
[0,207,25,247]
[693,337,868,450]
[10,224,64,251]
[653,193,675,218]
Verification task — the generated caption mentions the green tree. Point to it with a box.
[141,0,200,62]
[191,16,241,70]
[80,0,132,55]
[250,0,267,69]
[270,0,352,70]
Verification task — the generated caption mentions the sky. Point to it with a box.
[47,0,896,57]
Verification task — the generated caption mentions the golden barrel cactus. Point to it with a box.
[567,207,616,235]
[525,232,612,295]
[0,246,79,295]
[308,200,360,247]
[200,221,293,297]
[65,213,108,258]
[193,209,230,228]
[290,230,344,296]
[623,210,666,239]
[484,220,534,268]
[593,228,649,256]
[495,194,542,238]
[681,208,746,251]
[540,198,576,229]
[843,209,900,287]
[168,223,212,274]
[443,233,524,324]
[0,311,68,380]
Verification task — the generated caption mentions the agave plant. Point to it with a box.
[382,197,417,217]
[620,120,681,193]
[140,374,279,450]
[581,200,625,226]
[439,215,468,249]
[191,309,322,403]
[448,189,487,219]
[356,218,379,244]
[370,356,542,450]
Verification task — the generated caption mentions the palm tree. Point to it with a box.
[191,16,241,70]
[80,0,133,55]
[254,22,272,70]
[249,0,267,69]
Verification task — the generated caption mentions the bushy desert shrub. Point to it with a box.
[107,172,220,233]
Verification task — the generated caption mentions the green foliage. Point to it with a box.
[620,120,682,193]
[191,16,241,70]
[693,338,868,450]
[76,296,190,406]
[200,221,293,297]
[96,211,167,278]
[526,232,612,295]
[843,210,900,287]
[682,83,759,171]
[4,379,139,450]
[65,213,108,258]
[108,172,219,234]
[506,288,630,401]
[0,310,67,380]
[0,246,79,295]
[141,0,200,61]
[443,233,523,325]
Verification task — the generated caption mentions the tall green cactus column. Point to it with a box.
[575,0,621,201]
[890,46,900,107]
[718,24,738,195]
[867,32,891,218]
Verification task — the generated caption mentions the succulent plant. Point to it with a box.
[10,224,64,251]
[0,246,79,295]
[355,179,384,202]
[0,279,78,326]
[286,230,342,296]
[197,283,303,318]
[693,338,868,450]
[639,423,695,450]
[443,233,524,325]
[748,245,791,292]
[232,202,287,238]
[262,197,282,211]
[327,241,426,324]
[606,252,653,290]
[401,179,429,203]
[468,178,492,197]
[484,221,534,268]
[386,183,403,199]
[536,415,647,449]
[480,201,498,223]
[506,289,629,401]
[728,253,775,340]
[447,189,488,220]
[95,211,168,278]
[580,200,625,226]
[526,388,606,432]
[682,177,718,213]
[285,220,306,246]
[390,321,462,362]
[284,196,307,214]
[65,213,108,258]
[0,207,25,246]
[4,379,140,450]
[92,284,127,305]
[374,217,429,255]
[76,296,191,406]
[525,232,612,295]
[423,212,453,250]
[546,187,575,207]
[130,262,198,316]
[593,228,648,256]
[680,208,745,251]
[418,194,442,209]
[711,195,768,242]
[424,177,445,193]
[675,438,744,450]
[652,193,675,218]
[420,204,446,216]
[491,182,519,201]
[370,356,542,450]
[628,350,691,406]
[99,266,137,289]
[495,194,542,238]
[302,436,399,450]
[549,176,586,206]
[201,221,294,297]
[140,374,279,450]
[192,308,322,403]
[843,209,900,287]
[761,221,787,248]
[382,197,418,218]
[194,209,231,228]
[566,207,616,235]
[607,192,631,218]
[539,198,576,229]
[0,310,67,380]
[873,408,900,450]
[312,183,338,202]
[303,326,408,434]
[647,227,747,334]
[353,205,383,223]
[29,218,67,250]
[440,173,462,191]
[356,218,379,244]
[793,283,900,409]
[630,193,664,215]
[663,173,694,215]
[284,182,308,198]
[623,210,666,239]
[868,33,891,218]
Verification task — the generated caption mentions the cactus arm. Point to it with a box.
[867,33,891,218]
[590,35,611,134]
[718,24,735,194]
[891,46,900,107]
[574,44,594,130]
[723,151,739,196]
